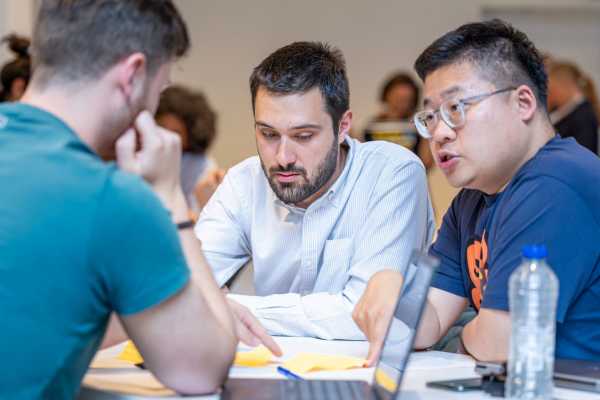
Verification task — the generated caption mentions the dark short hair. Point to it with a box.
[156,86,217,154]
[249,41,349,135]
[32,0,189,85]
[0,34,31,101]
[379,71,420,111]
[414,19,548,110]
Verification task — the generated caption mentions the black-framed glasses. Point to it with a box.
[413,87,516,139]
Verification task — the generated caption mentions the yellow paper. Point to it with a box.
[374,368,398,393]
[90,356,137,369]
[118,341,144,365]
[234,345,273,367]
[282,353,366,374]
[84,372,174,396]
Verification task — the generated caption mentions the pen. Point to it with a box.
[277,366,304,380]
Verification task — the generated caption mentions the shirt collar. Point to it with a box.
[0,102,97,156]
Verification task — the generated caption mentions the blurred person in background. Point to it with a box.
[0,34,31,102]
[156,86,224,215]
[547,59,599,154]
[363,71,433,170]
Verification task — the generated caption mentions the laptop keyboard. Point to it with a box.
[280,380,367,400]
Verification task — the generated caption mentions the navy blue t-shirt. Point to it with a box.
[431,135,600,361]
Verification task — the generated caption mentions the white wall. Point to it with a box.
[172,0,477,167]
[1,0,597,223]
[0,0,35,62]
[1,0,597,167]
[171,0,600,168]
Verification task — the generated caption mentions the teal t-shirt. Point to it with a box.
[0,103,190,398]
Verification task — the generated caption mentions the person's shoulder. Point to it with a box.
[228,155,261,172]
[102,166,164,212]
[351,137,423,171]
[517,136,600,204]
[501,139,600,226]
[574,100,599,121]
[224,156,265,185]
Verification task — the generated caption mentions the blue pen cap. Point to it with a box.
[522,244,548,259]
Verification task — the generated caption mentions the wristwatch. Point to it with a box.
[176,220,195,230]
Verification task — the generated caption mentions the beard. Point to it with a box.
[261,136,339,205]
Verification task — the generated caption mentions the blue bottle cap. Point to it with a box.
[522,244,547,259]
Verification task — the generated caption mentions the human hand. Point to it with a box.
[227,298,283,357]
[352,269,403,367]
[116,111,183,210]
[194,168,225,210]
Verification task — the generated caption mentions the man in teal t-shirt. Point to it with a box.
[0,103,193,397]
[0,2,242,398]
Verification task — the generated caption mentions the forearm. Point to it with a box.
[461,312,510,361]
[413,300,444,349]
[123,280,236,395]
[101,313,128,349]
[413,289,468,350]
[169,189,236,340]
[229,292,365,340]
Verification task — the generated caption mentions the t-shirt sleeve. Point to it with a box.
[482,176,599,322]
[90,171,190,316]
[429,193,467,298]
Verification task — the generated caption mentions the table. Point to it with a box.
[80,337,598,399]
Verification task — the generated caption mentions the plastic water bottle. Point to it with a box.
[506,245,559,399]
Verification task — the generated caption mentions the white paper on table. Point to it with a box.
[405,351,475,371]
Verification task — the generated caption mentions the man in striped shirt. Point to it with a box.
[196,41,435,342]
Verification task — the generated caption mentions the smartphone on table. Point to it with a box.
[426,377,482,392]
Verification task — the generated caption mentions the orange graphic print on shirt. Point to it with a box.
[466,233,489,310]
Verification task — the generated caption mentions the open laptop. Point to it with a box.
[222,250,439,400]
[554,359,600,393]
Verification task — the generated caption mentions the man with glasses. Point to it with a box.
[353,19,600,363]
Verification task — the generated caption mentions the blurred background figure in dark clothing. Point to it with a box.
[363,71,433,170]
[547,59,599,155]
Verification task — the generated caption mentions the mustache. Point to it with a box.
[269,165,307,177]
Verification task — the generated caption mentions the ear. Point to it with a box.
[10,77,27,100]
[337,110,353,144]
[116,53,147,98]
[514,84,537,123]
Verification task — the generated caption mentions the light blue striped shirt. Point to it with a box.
[196,137,435,340]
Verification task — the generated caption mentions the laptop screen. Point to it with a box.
[371,250,439,399]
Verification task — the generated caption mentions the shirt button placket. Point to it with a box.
[301,212,317,294]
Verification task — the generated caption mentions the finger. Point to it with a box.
[235,318,260,347]
[134,110,162,150]
[215,169,226,184]
[365,318,387,367]
[241,311,283,356]
[160,127,182,157]
[206,169,221,186]
[249,325,283,357]
[365,340,383,367]
[352,307,366,333]
[115,128,137,171]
